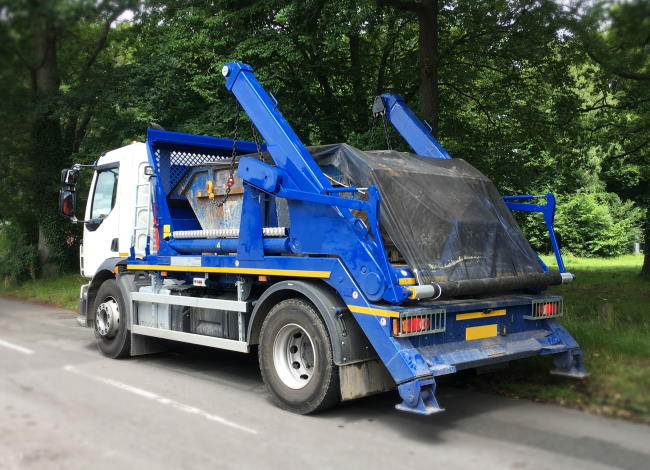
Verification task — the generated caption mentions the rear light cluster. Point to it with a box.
[392,309,446,337]
[525,298,563,320]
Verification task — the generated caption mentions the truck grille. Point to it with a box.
[392,309,446,337]
[525,298,563,320]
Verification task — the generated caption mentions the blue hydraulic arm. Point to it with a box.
[223,63,330,193]
[373,94,451,159]
[222,61,403,303]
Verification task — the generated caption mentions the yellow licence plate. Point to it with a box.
[466,324,498,341]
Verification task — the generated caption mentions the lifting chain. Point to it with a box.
[370,101,393,150]
[380,113,392,150]
[250,120,266,163]
[369,115,378,146]
[211,104,242,207]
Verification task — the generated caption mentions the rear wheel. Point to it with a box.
[94,279,130,358]
[259,298,340,414]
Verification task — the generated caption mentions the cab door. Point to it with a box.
[82,163,120,277]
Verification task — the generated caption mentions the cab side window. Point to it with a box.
[91,168,119,219]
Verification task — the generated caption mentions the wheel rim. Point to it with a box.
[272,323,316,390]
[96,296,120,338]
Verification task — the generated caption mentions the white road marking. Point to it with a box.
[62,365,257,434]
[0,338,34,355]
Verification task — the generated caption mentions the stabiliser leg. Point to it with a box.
[395,377,444,415]
[551,348,589,378]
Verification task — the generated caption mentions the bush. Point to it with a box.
[0,223,38,284]
[520,192,642,257]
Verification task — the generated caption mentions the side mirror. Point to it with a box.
[60,168,79,186]
[59,188,77,221]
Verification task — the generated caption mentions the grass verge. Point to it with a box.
[0,273,85,310]
[1,257,648,422]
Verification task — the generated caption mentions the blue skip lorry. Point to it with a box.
[59,62,587,415]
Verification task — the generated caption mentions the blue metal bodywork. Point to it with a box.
[126,64,587,416]
[502,193,568,274]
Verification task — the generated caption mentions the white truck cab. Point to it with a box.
[80,143,150,277]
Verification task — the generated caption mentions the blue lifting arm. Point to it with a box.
[222,61,403,303]
[223,63,331,194]
[373,94,451,159]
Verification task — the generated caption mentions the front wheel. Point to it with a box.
[259,298,340,414]
[93,278,131,358]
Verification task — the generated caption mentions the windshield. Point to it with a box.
[91,168,119,219]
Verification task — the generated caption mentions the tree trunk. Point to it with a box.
[34,114,67,277]
[379,0,440,137]
[416,0,439,137]
[376,15,398,95]
[32,17,60,95]
[31,14,66,276]
[348,32,367,132]
[641,205,650,278]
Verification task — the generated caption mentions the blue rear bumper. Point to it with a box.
[418,319,583,376]
[386,300,588,415]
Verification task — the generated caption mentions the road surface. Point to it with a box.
[0,297,648,470]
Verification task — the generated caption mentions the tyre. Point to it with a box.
[93,278,131,358]
[259,298,340,414]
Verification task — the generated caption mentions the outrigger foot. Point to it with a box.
[551,348,589,378]
[395,378,444,415]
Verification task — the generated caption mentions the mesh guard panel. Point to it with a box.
[154,145,233,198]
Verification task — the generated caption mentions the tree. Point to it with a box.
[574,0,650,276]
[1,0,643,279]
[0,0,135,275]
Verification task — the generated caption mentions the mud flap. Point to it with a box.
[130,333,169,356]
[339,359,395,401]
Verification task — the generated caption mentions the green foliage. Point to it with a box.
[555,193,642,257]
[570,0,650,269]
[0,0,648,274]
[0,0,137,276]
[0,224,37,284]
[522,193,642,257]
[0,272,86,310]
[38,210,81,276]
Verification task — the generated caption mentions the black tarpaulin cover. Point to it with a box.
[308,144,543,284]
